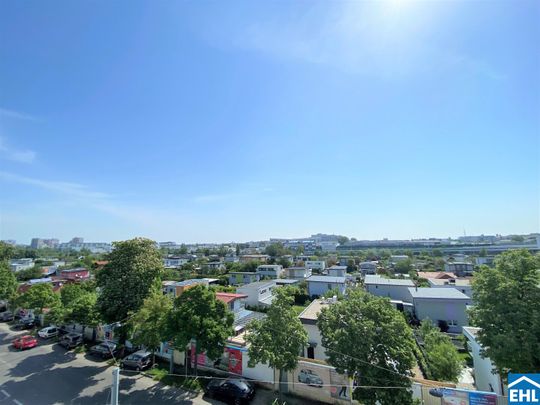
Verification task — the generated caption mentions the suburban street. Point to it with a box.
[0,322,277,405]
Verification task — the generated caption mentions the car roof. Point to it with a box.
[132,350,151,356]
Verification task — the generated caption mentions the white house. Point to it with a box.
[9,258,34,272]
[463,327,504,395]
[305,260,326,272]
[237,280,276,307]
[359,261,377,276]
[163,256,190,268]
[444,261,475,276]
[364,275,415,302]
[256,264,284,279]
[298,299,333,361]
[326,265,347,277]
[408,287,471,333]
[427,278,473,299]
[228,272,261,286]
[306,276,347,298]
[286,266,312,279]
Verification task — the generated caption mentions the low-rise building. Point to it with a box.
[9,258,34,272]
[237,280,276,308]
[463,327,504,395]
[298,299,333,361]
[359,261,377,276]
[305,260,326,272]
[239,254,269,264]
[59,268,90,281]
[286,266,312,279]
[228,272,261,286]
[164,279,210,297]
[408,287,471,333]
[390,255,409,263]
[326,265,347,277]
[427,278,473,299]
[256,264,284,279]
[444,261,475,276]
[163,256,190,268]
[203,261,226,272]
[306,276,347,298]
[364,275,415,302]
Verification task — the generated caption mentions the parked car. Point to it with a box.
[38,326,59,339]
[17,318,36,329]
[59,332,83,349]
[0,300,7,312]
[205,378,255,404]
[298,369,323,387]
[120,350,153,371]
[89,341,120,359]
[12,335,38,350]
[0,311,14,321]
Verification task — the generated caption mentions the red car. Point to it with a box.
[12,335,38,350]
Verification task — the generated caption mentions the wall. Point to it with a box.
[365,284,413,302]
[465,336,503,395]
[413,299,469,333]
[303,323,327,361]
[308,282,346,298]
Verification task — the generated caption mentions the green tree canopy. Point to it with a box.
[246,287,308,397]
[318,290,416,405]
[96,238,163,323]
[17,283,60,314]
[0,263,17,302]
[469,250,540,375]
[164,285,234,375]
[130,286,172,362]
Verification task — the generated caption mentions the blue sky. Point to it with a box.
[0,0,538,244]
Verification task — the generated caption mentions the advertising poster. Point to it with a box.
[442,389,469,405]
[292,361,350,403]
[226,348,243,374]
[330,368,350,400]
[442,389,498,405]
[468,392,497,405]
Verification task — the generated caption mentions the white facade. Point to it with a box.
[463,327,503,395]
[305,260,326,271]
[408,287,471,333]
[428,278,473,299]
[364,275,415,302]
[326,265,347,277]
[306,276,346,298]
[359,261,377,276]
[9,258,34,272]
[163,257,189,267]
[256,265,284,279]
[298,299,332,361]
[287,267,312,279]
[237,280,276,307]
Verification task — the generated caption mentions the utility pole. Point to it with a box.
[110,367,120,405]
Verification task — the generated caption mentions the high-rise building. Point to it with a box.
[30,238,45,249]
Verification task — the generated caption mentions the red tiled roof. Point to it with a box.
[215,292,248,304]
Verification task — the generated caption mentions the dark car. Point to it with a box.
[17,318,36,329]
[89,341,119,359]
[120,350,153,371]
[205,378,255,404]
[0,311,14,321]
[59,332,83,349]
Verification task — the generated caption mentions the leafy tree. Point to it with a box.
[0,264,17,302]
[17,283,60,314]
[418,320,462,382]
[394,259,413,274]
[69,292,101,338]
[277,257,291,268]
[337,236,349,245]
[246,287,308,399]
[96,238,163,324]
[318,290,416,405]
[164,285,233,375]
[469,250,540,375]
[60,283,86,307]
[16,265,43,281]
[0,242,15,262]
[130,286,172,363]
[265,243,289,258]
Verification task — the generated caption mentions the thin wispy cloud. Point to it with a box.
[0,107,37,121]
[0,136,37,163]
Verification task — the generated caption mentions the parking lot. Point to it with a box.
[0,322,282,405]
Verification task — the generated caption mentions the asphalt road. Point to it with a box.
[0,322,233,405]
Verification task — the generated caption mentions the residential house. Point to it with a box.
[163,256,190,268]
[164,279,210,298]
[256,264,284,279]
[306,276,347,298]
[359,261,377,276]
[298,298,333,361]
[215,292,248,313]
[60,268,90,281]
[224,255,239,263]
[462,326,504,395]
[237,280,276,307]
[475,256,495,266]
[364,275,415,302]
[286,266,312,280]
[203,261,226,273]
[427,277,473,299]
[239,254,269,264]
[228,272,261,286]
[305,260,326,272]
[326,265,347,277]
[407,287,471,333]
[390,255,409,263]
[9,258,34,272]
[444,261,475,276]
[417,272,457,280]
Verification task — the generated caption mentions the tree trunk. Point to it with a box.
[278,368,284,402]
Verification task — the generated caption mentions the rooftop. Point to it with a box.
[428,278,471,287]
[364,275,414,286]
[215,292,248,305]
[417,271,457,280]
[328,265,347,270]
[307,275,346,284]
[237,280,276,289]
[408,287,470,300]
[298,299,332,323]
[275,279,300,285]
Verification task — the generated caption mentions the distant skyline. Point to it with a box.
[1,1,539,243]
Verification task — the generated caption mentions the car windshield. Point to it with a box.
[127,354,142,361]
[230,381,250,391]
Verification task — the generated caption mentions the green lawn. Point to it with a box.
[292,305,307,316]
[146,366,205,392]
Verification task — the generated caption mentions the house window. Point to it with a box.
[448,320,458,326]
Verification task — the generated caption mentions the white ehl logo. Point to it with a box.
[509,376,540,403]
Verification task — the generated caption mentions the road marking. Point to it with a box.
[1,389,10,397]
[13,400,23,405]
